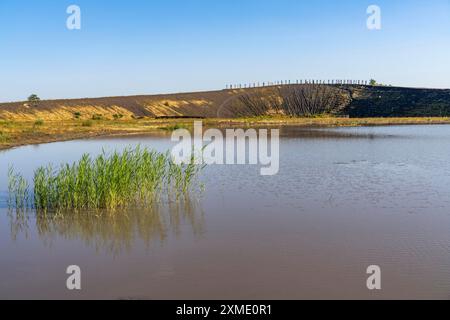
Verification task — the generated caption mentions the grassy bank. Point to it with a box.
[0,119,180,150]
[2,116,450,151]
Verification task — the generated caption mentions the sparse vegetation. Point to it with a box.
[0,131,11,143]
[8,146,203,212]
[34,119,44,126]
[92,114,103,121]
[233,84,349,117]
[279,85,348,116]
[159,124,188,131]
[234,88,281,117]
[82,120,93,127]
[74,112,81,119]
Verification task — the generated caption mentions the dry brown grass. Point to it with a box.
[217,115,450,127]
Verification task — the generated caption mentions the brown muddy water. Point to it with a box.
[1,125,450,300]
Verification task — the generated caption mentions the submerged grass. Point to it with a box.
[8,146,203,212]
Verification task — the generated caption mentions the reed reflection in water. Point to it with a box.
[7,196,205,255]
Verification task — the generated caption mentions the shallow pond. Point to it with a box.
[1,125,450,299]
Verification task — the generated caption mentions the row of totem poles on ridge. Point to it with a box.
[225,79,371,90]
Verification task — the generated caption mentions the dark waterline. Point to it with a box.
[1,125,450,299]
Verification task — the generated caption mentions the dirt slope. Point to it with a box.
[1,85,450,120]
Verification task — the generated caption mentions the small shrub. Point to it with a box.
[27,94,41,107]
[74,112,81,119]
[82,120,93,127]
[34,119,44,126]
[92,114,103,121]
[113,114,124,120]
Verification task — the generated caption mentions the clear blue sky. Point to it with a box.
[1,0,450,102]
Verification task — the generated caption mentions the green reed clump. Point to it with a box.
[8,146,203,212]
